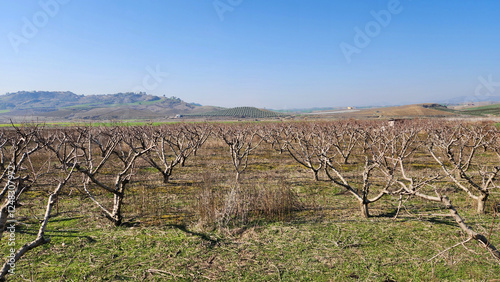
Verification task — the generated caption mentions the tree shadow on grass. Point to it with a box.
[16,228,97,243]
[376,209,398,218]
[374,208,457,227]
[167,224,220,246]
[48,216,85,222]
[11,216,99,242]
[424,216,456,227]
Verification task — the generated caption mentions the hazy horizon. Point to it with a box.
[1,0,499,109]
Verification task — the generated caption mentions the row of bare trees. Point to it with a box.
[259,121,499,213]
[0,120,499,280]
[56,123,212,226]
[32,120,497,225]
[0,123,211,281]
[258,120,500,260]
[0,126,77,280]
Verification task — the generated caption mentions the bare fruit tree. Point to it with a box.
[0,127,77,280]
[180,123,212,166]
[282,123,327,181]
[0,126,44,240]
[68,126,153,226]
[218,124,263,183]
[328,120,361,164]
[259,123,288,154]
[427,123,497,214]
[139,124,204,184]
[322,123,406,218]
[394,128,500,261]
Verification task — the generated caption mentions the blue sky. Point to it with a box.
[1,0,499,109]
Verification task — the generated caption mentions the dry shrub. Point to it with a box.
[196,174,224,229]
[195,175,303,229]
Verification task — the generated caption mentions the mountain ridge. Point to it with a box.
[0,91,219,121]
[4,91,500,122]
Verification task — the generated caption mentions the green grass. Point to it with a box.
[2,126,500,281]
[0,122,78,127]
[125,99,166,106]
[460,103,500,116]
[0,120,289,128]
[63,103,102,109]
[0,121,180,127]
[5,198,499,281]
[61,98,166,111]
[432,106,458,114]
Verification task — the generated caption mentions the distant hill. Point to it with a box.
[6,91,496,122]
[458,103,500,116]
[0,91,82,110]
[363,103,455,117]
[305,103,456,118]
[0,91,220,121]
[186,107,285,119]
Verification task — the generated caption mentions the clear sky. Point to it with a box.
[1,0,499,109]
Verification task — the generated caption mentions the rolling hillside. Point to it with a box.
[305,104,456,118]
[3,91,494,122]
[459,103,500,116]
[186,107,285,119]
[0,91,220,121]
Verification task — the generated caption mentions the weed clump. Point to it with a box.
[195,174,303,229]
